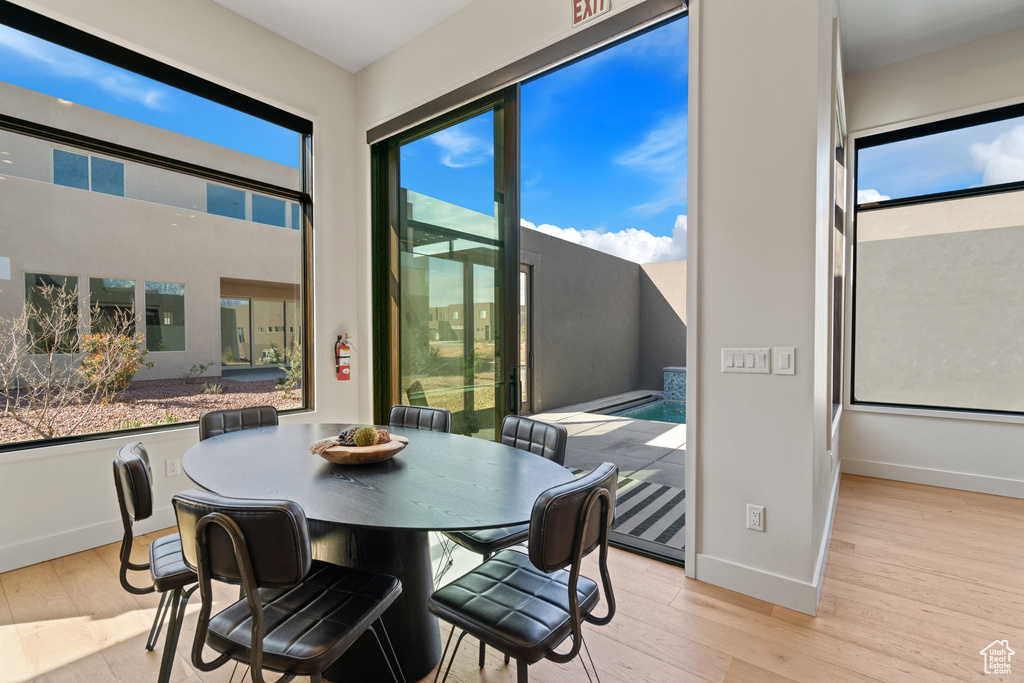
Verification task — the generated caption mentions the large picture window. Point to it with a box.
[0,5,311,448]
[853,103,1024,414]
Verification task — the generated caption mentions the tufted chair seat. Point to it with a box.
[429,462,617,683]
[429,549,600,663]
[172,488,406,683]
[205,561,401,675]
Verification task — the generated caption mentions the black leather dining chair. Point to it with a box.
[172,488,406,683]
[440,414,568,663]
[112,442,197,683]
[198,405,278,441]
[388,404,452,433]
[429,462,617,683]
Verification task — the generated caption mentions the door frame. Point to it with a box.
[370,87,521,431]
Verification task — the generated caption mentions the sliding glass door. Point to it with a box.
[373,89,520,438]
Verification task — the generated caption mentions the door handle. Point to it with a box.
[508,369,518,414]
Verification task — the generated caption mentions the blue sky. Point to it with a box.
[858,116,1024,203]
[401,16,689,263]
[0,24,299,168]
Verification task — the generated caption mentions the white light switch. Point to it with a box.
[775,347,795,375]
[722,348,771,374]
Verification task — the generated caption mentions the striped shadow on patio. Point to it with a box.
[571,468,685,563]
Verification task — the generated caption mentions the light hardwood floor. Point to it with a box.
[2,473,1023,683]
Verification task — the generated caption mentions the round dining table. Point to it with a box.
[182,422,576,682]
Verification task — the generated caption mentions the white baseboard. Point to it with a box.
[0,506,177,574]
[813,465,842,603]
[842,459,1024,499]
[694,553,818,616]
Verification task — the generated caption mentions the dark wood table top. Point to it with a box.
[182,423,575,532]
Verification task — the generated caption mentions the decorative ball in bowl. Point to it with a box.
[315,426,408,465]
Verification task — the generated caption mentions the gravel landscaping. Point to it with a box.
[0,378,302,445]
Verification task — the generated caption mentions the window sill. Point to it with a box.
[845,401,1024,426]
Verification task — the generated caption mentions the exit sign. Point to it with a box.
[572,0,610,28]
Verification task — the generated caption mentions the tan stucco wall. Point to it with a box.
[0,84,302,380]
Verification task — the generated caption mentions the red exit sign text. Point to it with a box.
[572,0,610,28]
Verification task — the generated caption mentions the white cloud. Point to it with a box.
[615,112,687,215]
[522,215,686,264]
[0,25,169,110]
[970,125,1024,185]
[857,188,891,204]
[428,128,493,168]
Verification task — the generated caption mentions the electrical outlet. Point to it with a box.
[747,504,765,532]
[165,457,181,477]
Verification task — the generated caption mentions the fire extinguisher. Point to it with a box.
[335,334,351,381]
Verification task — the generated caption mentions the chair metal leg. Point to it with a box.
[580,632,601,683]
[435,628,470,683]
[433,533,456,588]
[368,618,406,683]
[156,585,196,683]
[517,659,528,683]
[146,590,172,651]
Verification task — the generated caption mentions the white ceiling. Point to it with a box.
[211,0,1024,77]
[838,0,1024,75]
[210,0,475,73]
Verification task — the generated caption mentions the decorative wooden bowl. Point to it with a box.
[320,435,409,465]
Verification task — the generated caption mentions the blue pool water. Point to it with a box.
[614,399,686,424]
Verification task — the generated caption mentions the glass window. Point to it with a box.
[857,113,1024,205]
[89,278,136,335]
[253,194,286,227]
[145,282,185,352]
[24,273,79,353]
[291,202,301,230]
[207,184,246,219]
[220,299,250,365]
[853,104,1024,414]
[0,8,310,448]
[91,157,125,196]
[0,24,301,169]
[253,300,286,364]
[52,149,88,190]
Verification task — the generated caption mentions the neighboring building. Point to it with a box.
[0,82,302,381]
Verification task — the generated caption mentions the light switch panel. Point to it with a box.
[774,347,795,375]
[722,348,771,374]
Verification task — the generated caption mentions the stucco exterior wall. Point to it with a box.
[520,228,641,412]
[0,83,302,381]
[639,260,687,390]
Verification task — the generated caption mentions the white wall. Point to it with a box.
[842,25,1024,498]
[0,0,361,573]
[689,0,836,614]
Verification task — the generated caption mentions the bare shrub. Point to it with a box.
[0,285,150,439]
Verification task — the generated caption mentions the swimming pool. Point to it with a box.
[614,399,686,424]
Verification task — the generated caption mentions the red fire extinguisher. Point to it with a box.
[335,334,351,381]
